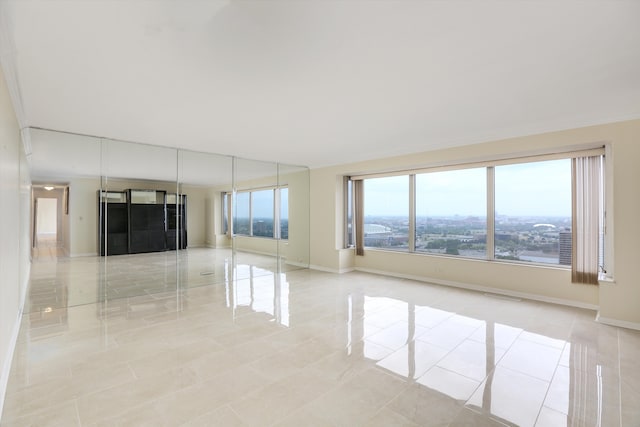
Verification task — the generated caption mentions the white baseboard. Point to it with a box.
[186,243,206,249]
[354,267,600,311]
[309,264,355,274]
[235,248,278,257]
[285,260,310,269]
[70,252,97,258]
[205,243,232,249]
[596,314,640,331]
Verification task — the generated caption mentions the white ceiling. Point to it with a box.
[1,0,639,170]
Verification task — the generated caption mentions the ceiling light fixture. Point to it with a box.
[44,186,54,191]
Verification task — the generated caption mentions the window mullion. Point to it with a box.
[223,193,228,236]
[274,188,280,239]
[409,174,416,252]
[487,167,495,260]
[249,191,253,237]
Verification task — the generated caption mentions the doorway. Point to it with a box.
[32,186,66,258]
[35,197,57,248]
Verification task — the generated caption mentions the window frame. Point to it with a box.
[225,186,289,240]
[250,188,276,238]
[361,174,411,252]
[414,166,487,259]
[347,146,606,271]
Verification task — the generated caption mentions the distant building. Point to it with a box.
[559,231,572,265]
[364,223,392,246]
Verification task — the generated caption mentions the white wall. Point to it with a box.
[310,119,640,327]
[0,67,31,420]
[35,198,57,234]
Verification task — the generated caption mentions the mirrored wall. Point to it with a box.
[25,128,310,314]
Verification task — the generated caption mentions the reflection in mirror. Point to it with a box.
[22,128,310,325]
[101,139,178,301]
[26,128,103,314]
[233,157,279,277]
[278,163,310,271]
[176,149,233,291]
[233,158,310,278]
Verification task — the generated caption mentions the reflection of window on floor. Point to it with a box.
[226,265,289,327]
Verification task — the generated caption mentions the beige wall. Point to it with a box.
[68,177,100,256]
[309,119,640,327]
[204,187,230,248]
[0,67,31,418]
[283,170,310,266]
[182,185,207,248]
[234,235,278,256]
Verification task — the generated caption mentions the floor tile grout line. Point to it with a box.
[74,399,82,427]
[531,340,569,427]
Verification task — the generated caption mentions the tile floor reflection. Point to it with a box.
[25,248,300,312]
[2,249,640,426]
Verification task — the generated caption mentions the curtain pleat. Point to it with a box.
[571,156,601,285]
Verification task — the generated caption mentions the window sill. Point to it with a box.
[234,234,288,241]
[362,247,572,270]
[598,276,615,285]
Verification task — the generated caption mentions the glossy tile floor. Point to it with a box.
[26,240,300,311]
[2,249,640,426]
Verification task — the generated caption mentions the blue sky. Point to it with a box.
[364,159,571,217]
[234,188,288,219]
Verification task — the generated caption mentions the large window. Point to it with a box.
[251,190,274,237]
[350,151,604,270]
[234,192,250,235]
[228,188,288,239]
[416,168,487,259]
[363,176,410,250]
[495,159,571,265]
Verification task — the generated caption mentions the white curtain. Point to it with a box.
[571,156,601,285]
[353,180,364,256]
